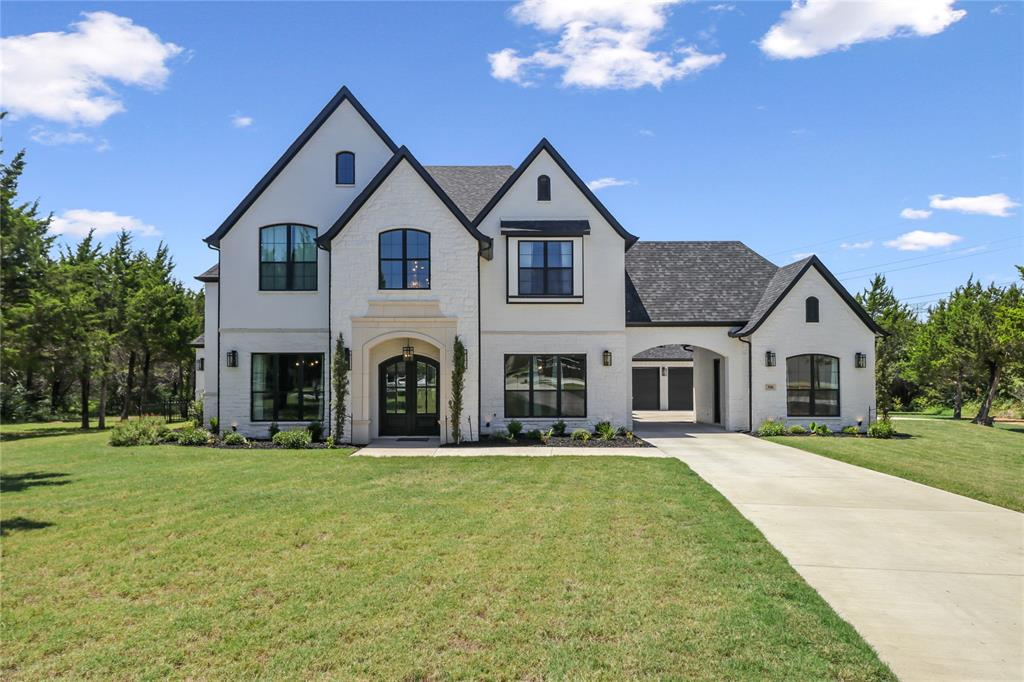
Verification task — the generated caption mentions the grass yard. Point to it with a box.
[768,417,1024,512]
[2,424,893,680]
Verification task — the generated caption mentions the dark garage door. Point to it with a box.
[632,368,660,410]
[668,367,694,410]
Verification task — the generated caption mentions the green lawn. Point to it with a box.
[2,425,893,680]
[768,417,1024,512]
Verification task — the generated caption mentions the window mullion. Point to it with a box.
[529,355,535,417]
[286,226,294,290]
[555,356,562,417]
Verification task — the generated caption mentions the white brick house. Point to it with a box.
[193,86,882,442]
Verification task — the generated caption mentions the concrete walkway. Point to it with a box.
[636,420,1024,682]
[355,437,663,458]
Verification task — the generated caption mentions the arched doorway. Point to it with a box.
[378,354,440,436]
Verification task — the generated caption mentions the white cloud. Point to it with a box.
[841,240,874,250]
[884,230,961,251]
[708,4,736,12]
[792,252,814,260]
[230,114,254,128]
[900,207,932,220]
[488,0,725,89]
[0,11,183,126]
[49,209,159,238]
[637,128,655,137]
[29,126,111,151]
[929,193,1018,217]
[586,177,635,191]
[759,0,966,60]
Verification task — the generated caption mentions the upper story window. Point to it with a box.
[805,296,820,323]
[336,151,355,185]
[379,229,430,289]
[787,354,839,417]
[518,240,572,296]
[259,224,317,291]
[537,175,551,201]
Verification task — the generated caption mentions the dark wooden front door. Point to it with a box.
[668,367,694,410]
[379,355,440,436]
[632,367,660,410]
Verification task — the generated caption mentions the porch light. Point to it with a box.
[855,352,867,368]
[343,347,351,365]
[226,350,238,367]
[602,350,612,366]
[402,342,415,362]
[765,351,776,367]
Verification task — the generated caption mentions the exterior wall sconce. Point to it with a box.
[765,351,776,367]
[343,347,351,365]
[402,342,415,362]
[661,366,667,376]
[197,358,205,371]
[226,350,238,367]
[602,350,613,366]
[855,352,867,368]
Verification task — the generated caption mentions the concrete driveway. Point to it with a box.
[635,419,1024,682]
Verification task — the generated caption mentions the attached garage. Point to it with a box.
[632,367,660,410]
[631,345,694,414]
[668,367,693,410]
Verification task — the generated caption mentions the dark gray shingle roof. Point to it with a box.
[190,334,205,347]
[425,165,515,222]
[730,258,809,335]
[196,264,219,282]
[633,344,694,361]
[625,241,778,324]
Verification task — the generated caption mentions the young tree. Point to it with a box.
[857,275,919,416]
[332,332,349,440]
[448,336,467,443]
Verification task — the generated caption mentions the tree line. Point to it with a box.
[1,137,202,428]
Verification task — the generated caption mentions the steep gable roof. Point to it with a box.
[204,86,398,247]
[470,138,638,249]
[316,147,493,253]
[425,166,514,221]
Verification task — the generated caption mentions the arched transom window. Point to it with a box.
[379,229,430,289]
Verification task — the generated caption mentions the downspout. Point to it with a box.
[476,248,483,442]
[738,335,752,432]
[207,241,221,431]
[326,244,332,438]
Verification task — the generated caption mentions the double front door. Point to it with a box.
[379,355,440,436]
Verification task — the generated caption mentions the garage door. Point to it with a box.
[632,368,660,410]
[668,367,694,410]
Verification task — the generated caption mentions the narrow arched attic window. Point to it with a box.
[805,296,819,323]
[336,151,355,185]
[537,175,551,201]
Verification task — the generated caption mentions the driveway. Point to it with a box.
[635,419,1024,682]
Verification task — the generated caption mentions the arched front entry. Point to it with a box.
[378,354,440,436]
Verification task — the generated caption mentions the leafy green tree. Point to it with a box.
[974,273,1024,425]
[857,275,919,416]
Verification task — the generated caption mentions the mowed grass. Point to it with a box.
[2,426,893,680]
[768,417,1024,512]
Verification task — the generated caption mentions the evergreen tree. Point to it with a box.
[857,275,919,416]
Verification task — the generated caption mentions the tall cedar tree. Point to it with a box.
[857,275,919,416]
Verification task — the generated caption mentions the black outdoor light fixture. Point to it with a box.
[226,350,238,367]
[603,350,613,366]
[343,347,351,365]
[855,352,867,368]
[765,350,776,367]
[402,341,415,362]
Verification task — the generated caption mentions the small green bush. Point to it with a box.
[507,420,524,439]
[570,428,591,442]
[813,423,832,437]
[325,435,335,449]
[539,428,553,445]
[269,422,280,438]
[109,418,169,447]
[868,419,896,439]
[841,425,859,435]
[594,421,616,440]
[272,429,312,449]
[307,420,324,442]
[490,429,510,441]
[757,419,787,437]
[551,420,567,437]
[177,427,212,446]
[788,424,807,435]
[188,399,204,427]
[208,417,220,436]
[525,429,542,441]
[222,431,248,446]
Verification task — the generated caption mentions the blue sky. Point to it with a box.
[2,1,1021,308]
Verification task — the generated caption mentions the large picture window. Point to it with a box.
[518,241,572,296]
[786,354,839,417]
[379,229,430,289]
[504,354,586,418]
[251,353,324,421]
[260,224,317,291]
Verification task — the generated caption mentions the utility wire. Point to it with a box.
[836,236,1021,277]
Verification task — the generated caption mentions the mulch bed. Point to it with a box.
[441,435,652,449]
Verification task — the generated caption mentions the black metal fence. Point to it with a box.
[140,399,191,423]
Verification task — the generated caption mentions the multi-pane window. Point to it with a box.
[259,225,317,291]
[504,354,586,418]
[251,353,324,421]
[518,241,572,296]
[786,354,839,417]
[336,151,355,185]
[379,229,430,289]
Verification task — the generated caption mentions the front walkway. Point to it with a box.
[636,421,1024,682]
[355,437,663,458]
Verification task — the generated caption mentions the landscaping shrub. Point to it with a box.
[570,428,591,442]
[490,429,510,441]
[222,431,248,447]
[812,423,833,437]
[841,425,859,435]
[109,418,169,447]
[325,435,335,449]
[188,398,204,427]
[551,420,567,437]
[788,425,807,435]
[594,421,616,440]
[757,419,787,437]
[525,429,542,441]
[272,429,312,449]
[539,428,553,445]
[868,419,896,439]
[209,417,220,436]
[307,420,324,442]
[269,422,280,438]
[507,420,524,439]
[177,427,212,446]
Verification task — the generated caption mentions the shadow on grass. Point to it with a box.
[0,427,99,442]
[1,471,72,493]
[1,517,54,536]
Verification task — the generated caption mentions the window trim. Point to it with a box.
[503,353,587,418]
[517,240,573,297]
[537,174,551,201]
[805,296,820,323]
[250,352,325,422]
[378,228,431,290]
[258,224,318,292]
[335,151,355,186]
[786,353,840,417]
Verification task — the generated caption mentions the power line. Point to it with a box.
[836,236,1021,279]
[764,227,882,258]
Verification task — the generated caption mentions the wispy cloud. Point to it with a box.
[900,208,932,220]
[49,209,159,238]
[230,114,254,128]
[840,240,874,250]
[792,252,814,260]
[759,0,966,60]
[586,177,635,191]
[884,230,961,251]
[929,193,1018,217]
[30,126,111,151]
[488,0,725,89]
[637,128,655,137]
[708,4,736,12]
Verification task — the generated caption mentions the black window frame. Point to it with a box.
[335,151,355,185]
[805,296,820,323]
[378,228,431,290]
[250,352,324,422]
[537,174,551,201]
[197,357,204,371]
[504,354,587,418]
[259,224,318,291]
[517,240,573,296]
[786,353,840,417]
